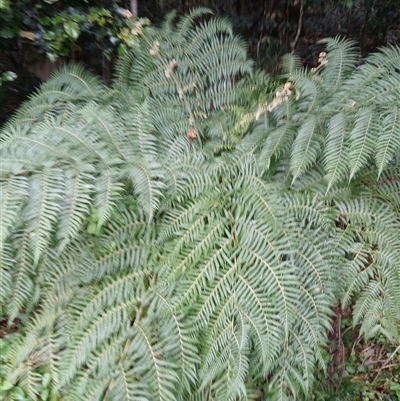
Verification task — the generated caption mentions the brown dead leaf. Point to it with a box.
[19,31,36,40]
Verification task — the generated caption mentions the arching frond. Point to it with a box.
[318,36,359,94]
[323,112,349,190]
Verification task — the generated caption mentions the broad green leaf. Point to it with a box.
[63,20,80,40]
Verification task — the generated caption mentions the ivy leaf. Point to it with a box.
[63,20,80,40]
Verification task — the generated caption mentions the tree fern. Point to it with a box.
[2,9,400,401]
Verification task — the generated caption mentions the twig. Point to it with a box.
[291,0,304,54]
[371,364,398,372]
[372,344,400,383]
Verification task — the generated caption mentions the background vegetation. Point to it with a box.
[1,0,400,124]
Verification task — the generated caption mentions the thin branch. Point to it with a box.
[371,363,398,372]
[291,0,304,54]
[372,345,400,383]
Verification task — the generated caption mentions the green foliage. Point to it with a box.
[0,0,9,9]
[0,333,55,401]
[311,314,400,401]
[0,0,16,87]
[1,9,400,401]
[0,1,136,62]
[0,71,16,86]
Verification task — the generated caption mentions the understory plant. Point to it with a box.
[1,8,400,401]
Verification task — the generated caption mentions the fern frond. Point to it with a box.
[23,168,64,264]
[177,8,215,39]
[93,167,124,229]
[5,232,35,321]
[0,175,29,245]
[281,54,302,75]
[290,114,321,181]
[6,64,104,128]
[59,299,136,387]
[319,36,359,94]
[125,160,165,221]
[0,243,14,309]
[56,168,94,252]
[260,123,298,169]
[336,195,400,339]
[375,108,400,176]
[347,107,377,179]
[324,112,349,190]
